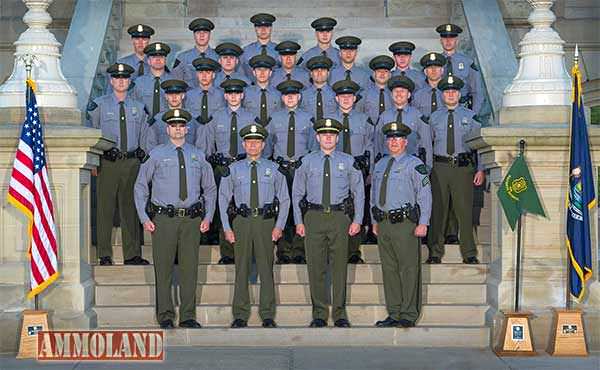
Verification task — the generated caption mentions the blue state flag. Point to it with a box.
[566,60,595,301]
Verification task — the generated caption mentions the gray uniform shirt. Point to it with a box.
[330,108,375,170]
[242,84,281,121]
[430,106,482,171]
[300,84,337,119]
[392,67,427,90]
[134,142,217,223]
[265,108,317,161]
[185,85,226,123]
[370,153,432,225]
[329,64,371,90]
[363,80,393,124]
[375,105,433,168]
[213,71,251,87]
[240,41,280,78]
[147,108,205,152]
[411,84,444,119]
[270,67,311,88]
[203,106,256,156]
[131,71,173,115]
[442,51,484,115]
[172,46,219,88]
[218,158,290,231]
[292,150,365,225]
[87,93,153,152]
[105,53,151,93]
[299,45,341,69]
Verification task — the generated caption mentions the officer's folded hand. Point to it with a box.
[348,223,361,236]
[143,220,155,233]
[296,224,306,237]
[91,167,98,177]
[200,219,210,233]
[372,223,378,236]
[473,170,485,186]
[272,227,283,242]
[224,230,236,244]
[414,224,428,238]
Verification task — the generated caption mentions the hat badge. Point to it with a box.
[156,43,161,51]
[118,64,124,72]
[446,24,452,32]
[325,119,332,127]
[430,53,436,61]
[250,125,257,133]
[448,76,454,84]
[391,123,397,130]
[174,109,180,117]
[137,25,143,32]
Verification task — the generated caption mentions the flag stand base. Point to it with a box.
[494,311,537,356]
[547,308,588,356]
[16,310,49,359]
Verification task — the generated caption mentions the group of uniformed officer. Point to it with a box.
[88,14,485,329]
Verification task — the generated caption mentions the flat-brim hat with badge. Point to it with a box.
[314,118,343,134]
[144,42,171,57]
[420,52,446,68]
[335,36,362,50]
[332,80,360,95]
[436,23,463,38]
[250,13,276,27]
[189,18,215,32]
[107,63,135,78]
[388,41,416,55]
[240,124,268,140]
[220,78,248,93]
[215,42,243,57]
[277,80,304,95]
[311,17,337,31]
[306,56,333,71]
[192,57,221,72]
[369,55,395,71]
[127,24,154,38]
[162,108,192,125]
[382,122,412,138]
[161,79,189,94]
[275,41,301,55]
[387,75,416,93]
[438,75,465,91]
[249,54,277,69]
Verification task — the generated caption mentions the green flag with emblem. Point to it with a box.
[497,154,545,230]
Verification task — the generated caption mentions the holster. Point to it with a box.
[418,147,426,164]
[299,197,308,218]
[342,196,355,220]
[188,200,206,219]
[353,151,370,178]
[134,147,146,162]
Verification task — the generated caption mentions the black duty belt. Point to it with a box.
[147,202,205,219]
[102,148,138,161]
[305,201,345,213]
[228,200,279,220]
[275,156,303,170]
[434,153,474,167]
[372,205,419,224]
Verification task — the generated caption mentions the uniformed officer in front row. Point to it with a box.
[293,118,365,328]
[134,108,217,329]
[88,63,152,266]
[372,122,432,328]
[427,76,484,265]
[219,124,290,328]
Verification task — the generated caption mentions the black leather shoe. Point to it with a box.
[293,255,306,264]
[425,256,442,264]
[276,255,291,264]
[463,256,480,264]
[348,255,365,264]
[309,319,327,328]
[159,319,174,329]
[231,319,247,328]
[218,256,235,265]
[444,235,459,244]
[375,316,400,328]
[99,256,113,266]
[179,319,202,328]
[398,319,416,328]
[262,319,277,328]
[334,319,351,328]
[124,256,150,265]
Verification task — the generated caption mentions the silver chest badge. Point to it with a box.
[338,162,345,171]
[461,117,469,126]
[265,168,272,177]
[458,62,464,70]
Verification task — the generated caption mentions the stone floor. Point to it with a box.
[1,347,598,370]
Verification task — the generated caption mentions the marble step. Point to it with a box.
[95,304,488,327]
[93,263,488,285]
[95,282,487,306]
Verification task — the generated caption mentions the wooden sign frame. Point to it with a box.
[547,308,588,356]
[16,309,49,359]
[494,311,537,356]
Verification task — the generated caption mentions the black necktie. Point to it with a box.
[447,56,453,76]
[321,50,327,57]
[322,155,331,208]
[287,111,295,159]
[316,88,324,120]
[119,101,128,152]
[260,45,267,56]
[250,161,259,208]
[396,108,403,124]
[378,88,385,114]
[152,76,161,118]
[447,110,455,155]
[342,113,351,154]
[379,157,395,206]
[401,71,406,76]
[138,60,144,76]
[201,90,209,123]
[226,74,231,80]
[176,147,187,201]
[260,88,268,125]
[230,112,238,157]
[430,88,438,114]
[345,70,352,81]
[286,73,291,81]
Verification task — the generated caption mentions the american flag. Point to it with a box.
[7,80,59,299]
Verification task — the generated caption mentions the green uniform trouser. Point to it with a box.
[96,157,141,260]
[378,219,422,322]
[428,162,477,259]
[232,216,276,321]
[445,197,459,236]
[304,210,350,322]
[277,167,305,259]
[152,214,201,323]
[348,183,369,259]
[213,165,234,258]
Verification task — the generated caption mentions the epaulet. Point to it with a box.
[165,66,171,73]
[296,57,304,66]
[473,114,482,124]
[366,117,374,126]
[173,58,181,69]
[144,106,149,116]
[86,100,98,112]
[128,81,136,91]
[147,116,156,126]
[470,62,479,72]
[310,117,315,124]
[421,115,430,124]
[355,93,363,104]
[141,154,150,163]
[415,164,428,175]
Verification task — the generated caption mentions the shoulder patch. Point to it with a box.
[128,81,136,91]
[220,166,231,177]
[164,66,171,73]
[147,116,156,126]
[470,62,479,72]
[141,154,150,163]
[472,114,482,124]
[420,115,430,124]
[415,164,428,175]
[173,59,181,69]
[86,100,98,112]
[355,94,363,104]
[296,57,304,66]
[422,176,430,187]
[144,106,149,115]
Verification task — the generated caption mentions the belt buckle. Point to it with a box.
[323,206,331,214]
[450,156,458,167]
[177,208,186,217]
[251,208,260,217]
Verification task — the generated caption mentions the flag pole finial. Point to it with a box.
[574,44,579,66]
